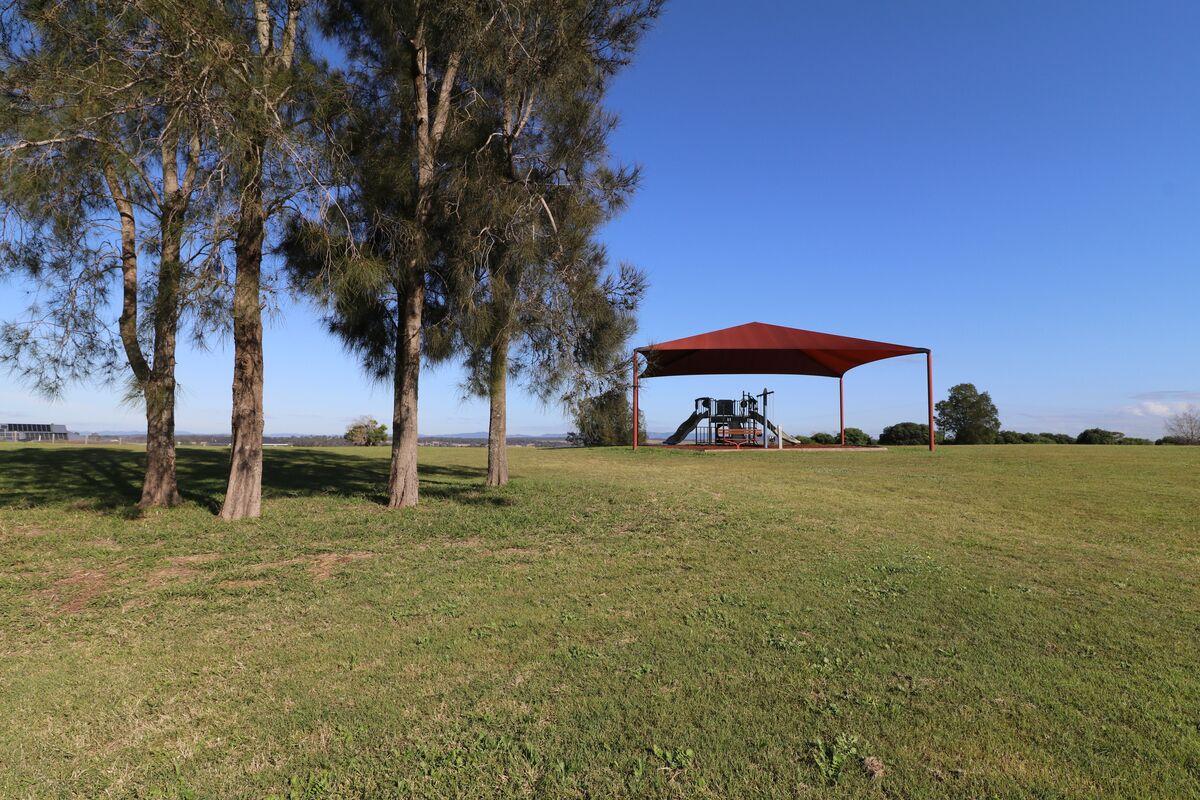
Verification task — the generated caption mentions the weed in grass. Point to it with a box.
[809,733,864,786]
[650,744,694,778]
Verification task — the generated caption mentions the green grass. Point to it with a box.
[0,443,1197,799]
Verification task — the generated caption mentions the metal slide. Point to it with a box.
[662,411,709,445]
[748,411,806,445]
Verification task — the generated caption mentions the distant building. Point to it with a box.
[1,423,69,442]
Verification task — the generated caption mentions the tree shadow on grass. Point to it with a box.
[0,446,501,514]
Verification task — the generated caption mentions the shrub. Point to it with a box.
[1157,436,1188,445]
[995,431,1070,444]
[842,427,873,447]
[568,389,646,446]
[879,422,929,445]
[810,432,837,445]
[344,416,388,446]
[1076,428,1124,445]
[1119,437,1153,446]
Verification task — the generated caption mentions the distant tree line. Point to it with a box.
[567,380,1200,448]
[879,383,1197,446]
[1,0,664,515]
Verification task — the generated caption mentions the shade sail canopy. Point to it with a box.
[636,322,927,379]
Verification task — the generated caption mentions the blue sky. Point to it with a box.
[3,0,1199,438]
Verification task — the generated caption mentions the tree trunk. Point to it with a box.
[486,331,509,487]
[104,165,182,507]
[141,373,181,506]
[140,196,184,508]
[220,143,266,520]
[387,279,423,508]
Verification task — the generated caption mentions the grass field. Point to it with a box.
[0,443,1197,799]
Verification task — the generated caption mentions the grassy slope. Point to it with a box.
[0,443,1197,799]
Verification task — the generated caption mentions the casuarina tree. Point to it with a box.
[202,0,324,520]
[283,0,491,509]
[452,0,661,487]
[0,0,225,507]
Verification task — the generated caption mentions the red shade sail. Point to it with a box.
[636,322,927,379]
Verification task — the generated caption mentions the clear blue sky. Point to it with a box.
[3,0,1199,438]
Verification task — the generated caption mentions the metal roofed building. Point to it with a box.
[1,423,69,442]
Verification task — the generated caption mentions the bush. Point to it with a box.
[810,432,837,445]
[1118,437,1153,446]
[842,427,873,446]
[344,416,388,446]
[995,431,1070,444]
[1076,428,1124,445]
[1157,436,1189,445]
[879,422,929,445]
[568,389,646,446]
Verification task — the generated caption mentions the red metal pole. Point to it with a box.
[839,376,845,446]
[632,352,639,450]
[927,351,936,452]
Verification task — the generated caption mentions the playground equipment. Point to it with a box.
[632,322,936,452]
[663,390,807,448]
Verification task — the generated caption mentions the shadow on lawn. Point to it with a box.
[0,446,497,513]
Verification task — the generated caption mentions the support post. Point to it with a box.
[926,350,936,452]
[761,387,768,449]
[631,352,639,451]
[839,376,845,446]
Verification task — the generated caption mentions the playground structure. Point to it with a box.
[633,322,935,451]
[663,391,806,448]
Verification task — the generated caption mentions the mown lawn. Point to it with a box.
[0,443,1197,799]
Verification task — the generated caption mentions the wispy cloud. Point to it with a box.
[1010,397,1195,437]
[1122,390,1199,419]
[1130,390,1200,402]
[1123,400,1195,419]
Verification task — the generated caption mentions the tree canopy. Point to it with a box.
[935,383,1001,444]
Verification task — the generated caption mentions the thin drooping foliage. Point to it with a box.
[286,0,495,508]
[199,0,325,520]
[287,0,660,500]
[0,0,228,507]
[2,0,661,513]
[450,0,660,487]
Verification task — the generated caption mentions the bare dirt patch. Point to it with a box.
[218,579,267,590]
[146,566,199,587]
[249,557,307,572]
[87,538,122,551]
[168,553,220,565]
[444,537,484,549]
[309,551,374,581]
[45,569,108,613]
[242,552,375,581]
